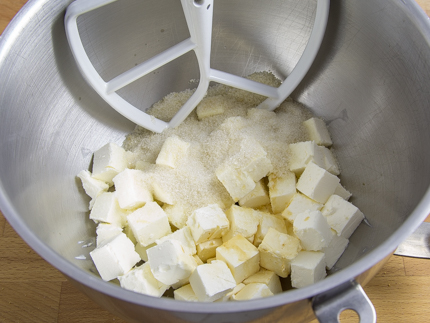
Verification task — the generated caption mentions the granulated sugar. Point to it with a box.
[122,72,313,217]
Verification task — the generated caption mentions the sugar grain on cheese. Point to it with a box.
[77,72,364,301]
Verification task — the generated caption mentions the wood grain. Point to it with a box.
[0,1,429,322]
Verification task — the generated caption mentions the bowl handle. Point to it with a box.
[312,280,376,323]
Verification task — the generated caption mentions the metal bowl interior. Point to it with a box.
[1,0,430,322]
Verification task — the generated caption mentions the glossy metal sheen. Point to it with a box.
[394,222,430,258]
[1,0,430,322]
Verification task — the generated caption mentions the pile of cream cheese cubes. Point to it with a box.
[77,117,364,302]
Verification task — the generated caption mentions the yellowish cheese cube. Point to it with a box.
[163,204,188,229]
[296,162,340,204]
[92,142,128,185]
[215,163,256,202]
[197,238,223,263]
[282,192,323,223]
[290,251,326,288]
[214,283,246,302]
[303,117,332,147]
[239,179,270,209]
[268,171,296,214]
[156,226,197,256]
[238,137,273,182]
[216,235,260,283]
[196,95,228,119]
[186,204,229,244]
[222,205,260,243]
[151,177,176,205]
[243,268,282,295]
[253,211,288,247]
[155,135,190,169]
[258,228,301,278]
[232,283,274,300]
[127,201,171,247]
[189,260,236,302]
[288,141,326,175]
[174,284,199,301]
[113,169,153,210]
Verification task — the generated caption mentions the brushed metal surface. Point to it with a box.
[1,0,430,322]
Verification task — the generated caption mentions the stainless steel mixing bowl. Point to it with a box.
[1,0,430,322]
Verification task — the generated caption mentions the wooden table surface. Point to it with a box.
[1,1,430,322]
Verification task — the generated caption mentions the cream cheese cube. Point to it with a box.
[186,204,229,244]
[92,142,128,185]
[147,239,197,286]
[196,238,223,263]
[258,228,301,278]
[90,192,126,227]
[318,146,340,175]
[215,283,246,302]
[222,205,260,243]
[135,242,155,262]
[303,117,332,147]
[288,141,326,175]
[254,211,288,247]
[155,135,190,169]
[113,169,153,210]
[282,193,323,223]
[322,229,349,270]
[239,138,273,182]
[127,201,171,247]
[243,268,282,295]
[156,226,197,256]
[189,260,236,302]
[268,171,296,214]
[118,263,169,297]
[334,183,352,200]
[96,223,123,247]
[321,195,364,238]
[196,95,228,119]
[163,204,188,229]
[174,284,199,301]
[216,235,260,283]
[293,210,333,251]
[290,251,326,288]
[232,283,274,300]
[296,162,340,204]
[90,232,140,281]
[239,179,270,209]
[215,163,256,202]
[77,170,109,209]
[151,177,175,205]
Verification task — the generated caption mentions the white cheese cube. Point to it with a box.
[239,179,270,209]
[118,263,169,297]
[216,235,260,283]
[318,146,340,175]
[232,283,274,300]
[321,195,364,238]
[92,142,127,185]
[268,171,296,214]
[77,170,109,209]
[254,211,288,247]
[303,117,332,147]
[282,193,323,223]
[258,228,301,278]
[222,205,260,243]
[193,254,204,266]
[290,251,326,288]
[135,242,155,262]
[163,204,188,229]
[243,269,282,295]
[127,201,171,246]
[113,169,153,210]
[296,162,340,204]
[322,229,349,270]
[90,233,140,281]
[90,192,126,227]
[151,178,175,205]
[196,238,223,263]
[155,135,190,169]
[174,284,199,301]
[334,183,352,200]
[189,260,236,302]
[239,137,273,182]
[215,163,256,202]
[215,283,246,302]
[196,95,228,119]
[156,226,196,256]
[96,223,123,247]
[293,210,333,251]
[147,239,197,285]
[288,141,326,175]
[186,204,229,244]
